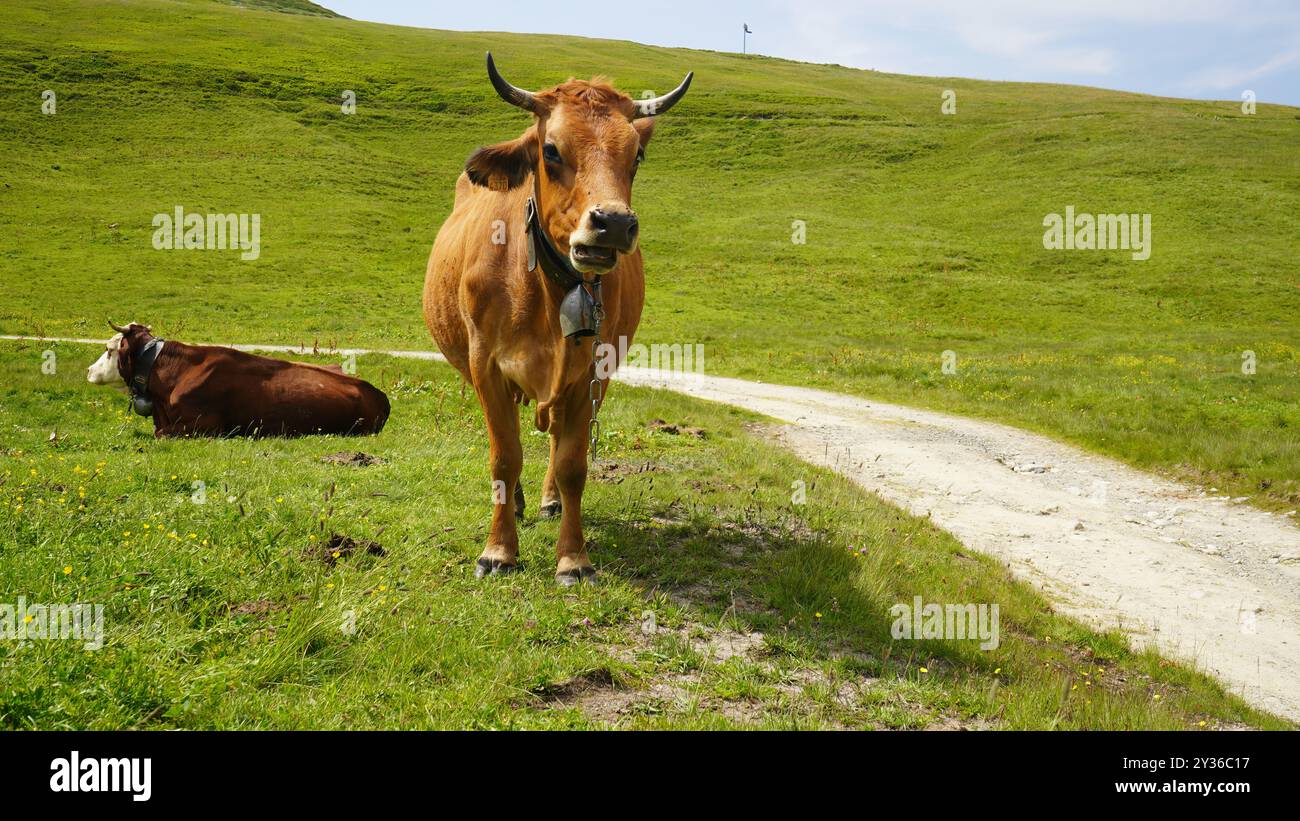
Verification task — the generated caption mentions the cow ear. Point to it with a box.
[465,126,538,191]
[633,118,656,150]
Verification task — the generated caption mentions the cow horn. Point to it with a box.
[486,52,540,114]
[108,320,129,334]
[633,72,694,119]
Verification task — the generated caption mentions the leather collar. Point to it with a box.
[129,337,164,416]
[525,196,586,291]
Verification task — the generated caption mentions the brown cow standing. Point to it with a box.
[86,322,389,438]
[423,54,692,585]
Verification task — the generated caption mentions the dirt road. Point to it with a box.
[620,369,1300,722]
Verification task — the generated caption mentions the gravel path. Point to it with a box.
[619,369,1300,722]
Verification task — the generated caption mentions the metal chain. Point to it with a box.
[587,280,606,464]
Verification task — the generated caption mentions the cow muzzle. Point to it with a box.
[570,205,638,273]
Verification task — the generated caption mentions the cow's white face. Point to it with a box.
[86,333,128,389]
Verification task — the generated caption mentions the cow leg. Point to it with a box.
[470,364,523,577]
[539,435,562,518]
[552,388,596,586]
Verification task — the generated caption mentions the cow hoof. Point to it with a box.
[475,557,519,578]
[539,499,562,519]
[555,567,597,587]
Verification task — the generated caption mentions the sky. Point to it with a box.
[323,0,1300,106]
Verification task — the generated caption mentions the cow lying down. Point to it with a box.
[86,322,390,438]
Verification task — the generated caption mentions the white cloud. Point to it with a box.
[949,19,1115,75]
[766,0,1121,79]
[1185,48,1300,90]
[765,0,1298,82]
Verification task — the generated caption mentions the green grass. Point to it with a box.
[220,0,342,17]
[0,0,1295,729]
[1,0,1298,511]
[0,339,1288,729]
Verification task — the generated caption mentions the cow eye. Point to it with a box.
[635,148,645,165]
[543,142,562,165]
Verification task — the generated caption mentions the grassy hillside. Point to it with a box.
[0,339,1285,729]
[220,0,343,17]
[0,0,1298,513]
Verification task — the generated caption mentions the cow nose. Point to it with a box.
[589,208,639,252]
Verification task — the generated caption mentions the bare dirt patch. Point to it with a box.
[539,615,905,728]
[320,451,385,467]
[537,669,701,723]
[647,419,706,438]
[228,599,285,617]
[226,595,307,618]
[304,533,387,567]
[590,460,663,483]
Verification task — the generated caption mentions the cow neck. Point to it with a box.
[526,176,605,342]
[128,337,165,417]
[524,177,587,292]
